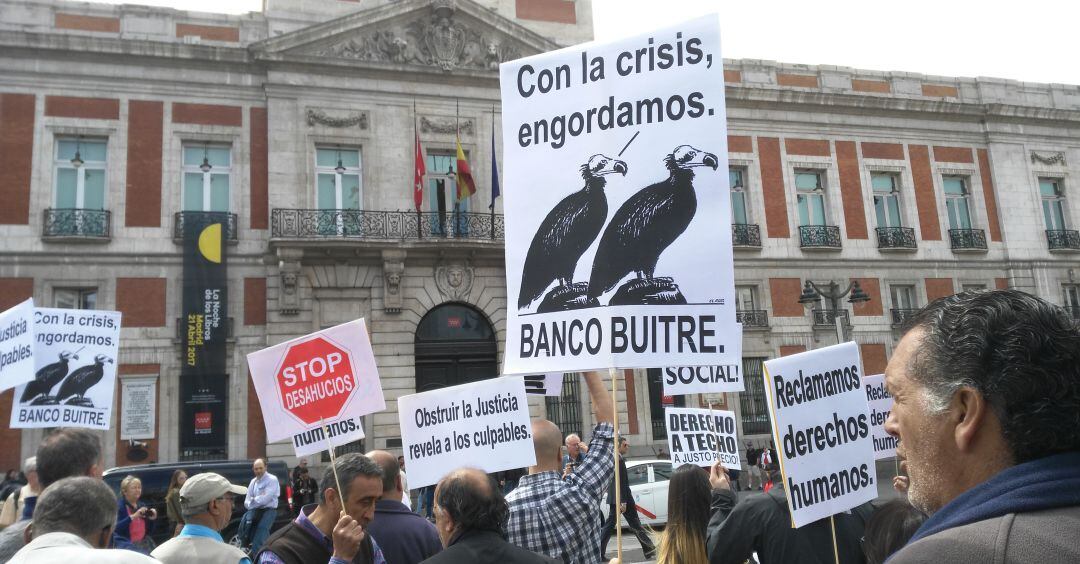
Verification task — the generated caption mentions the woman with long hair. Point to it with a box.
[654,464,715,564]
[164,469,188,537]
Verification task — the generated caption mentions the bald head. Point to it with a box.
[434,468,507,545]
[365,450,402,498]
[531,419,563,473]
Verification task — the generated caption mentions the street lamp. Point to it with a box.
[798,280,871,344]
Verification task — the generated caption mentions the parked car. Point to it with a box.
[103,459,292,546]
[601,459,672,527]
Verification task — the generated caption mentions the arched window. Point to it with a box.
[414,303,497,392]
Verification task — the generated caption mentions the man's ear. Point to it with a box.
[395,475,404,494]
[97,525,114,548]
[23,522,33,545]
[952,387,989,452]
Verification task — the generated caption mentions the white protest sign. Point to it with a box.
[246,319,385,457]
[522,372,564,396]
[120,377,157,440]
[0,299,35,393]
[666,407,741,470]
[863,374,897,460]
[399,376,536,489]
[662,364,743,396]
[763,342,877,528]
[11,308,122,430]
[500,14,742,375]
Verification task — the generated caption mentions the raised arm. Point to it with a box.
[584,370,614,425]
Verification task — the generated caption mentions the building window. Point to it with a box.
[1064,284,1080,318]
[316,146,362,211]
[1040,178,1068,230]
[943,176,973,230]
[738,358,770,435]
[182,144,231,212]
[871,173,903,228]
[961,283,986,292]
[426,151,471,214]
[735,285,757,311]
[795,170,827,226]
[891,284,917,310]
[54,288,97,310]
[55,138,106,210]
[647,368,684,439]
[545,373,581,440]
[730,167,748,224]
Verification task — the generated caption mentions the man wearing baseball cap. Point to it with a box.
[152,472,250,564]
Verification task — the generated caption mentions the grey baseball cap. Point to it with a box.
[179,472,248,509]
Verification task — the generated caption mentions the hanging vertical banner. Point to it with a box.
[181,212,229,456]
[0,298,35,393]
[863,374,897,460]
[500,14,742,375]
[763,342,877,528]
[10,307,121,430]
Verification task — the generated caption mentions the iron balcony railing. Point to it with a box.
[1046,229,1080,251]
[732,223,762,247]
[736,309,769,328]
[42,208,111,240]
[799,225,842,249]
[812,308,849,328]
[1067,305,1080,320]
[876,227,917,250]
[891,308,921,327]
[949,228,987,250]
[173,212,238,242]
[271,209,505,241]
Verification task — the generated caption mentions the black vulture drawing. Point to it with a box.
[20,351,77,405]
[588,145,718,304]
[56,354,113,407]
[518,154,628,311]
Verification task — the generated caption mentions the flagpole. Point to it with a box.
[414,99,422,239]
[455,99,460,235]
[490,104,496,240]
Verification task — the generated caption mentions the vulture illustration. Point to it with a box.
[56,354,113,407]
[20,351,77,404]
[588,145,718,300]
[517,154,628,310]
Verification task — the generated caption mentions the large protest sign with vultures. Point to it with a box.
[0,299,35,393]
[10,308,122,430]
[399,376,535,489]
[500,14,742,375]
[863,374,897,460]
[666,407,741,470]
[662,363,743,396]
[247,319,385,457]
[763,342,877,528]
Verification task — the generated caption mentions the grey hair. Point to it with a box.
[181,501,211,519]
[564,433,581,444]
[32,477,117,538]
[22,457,36,474]
[318,453,382,505]
[903,289,1080,463]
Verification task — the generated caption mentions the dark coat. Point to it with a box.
[606,457,633,505]
[367,499,442,564]
[420,530,558,564]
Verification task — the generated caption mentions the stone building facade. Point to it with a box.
[1,0,1078,472]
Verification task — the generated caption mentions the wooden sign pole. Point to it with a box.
[611,367,622,562]
[320,417,347,516]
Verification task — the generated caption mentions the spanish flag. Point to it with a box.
[455,135,476,200]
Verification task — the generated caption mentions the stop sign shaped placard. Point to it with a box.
[276,336,357,425]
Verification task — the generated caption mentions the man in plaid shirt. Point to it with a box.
[506,371,615,564]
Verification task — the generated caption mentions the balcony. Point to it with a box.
[271,209,504,241]
[799,225,842,250]
[1046,229,1080,252]
[1067,305,1080,320]
[173,212,238,244]
[891,308,920,328]
[812,308,849,328]
[949,228,987,251]
[42,208,111,242]
[732,223,761,248]
[876,227,917,251]
[736,309,769,328]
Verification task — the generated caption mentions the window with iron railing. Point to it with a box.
[739,358,771,436]
[545,373,582,440]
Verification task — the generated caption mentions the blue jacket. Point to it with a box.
[367,499,442,564]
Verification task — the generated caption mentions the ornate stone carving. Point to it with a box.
[420,116,474,136]
[309,2,524,73]
[435,262,473,301]
[306,109,369,129]
[382,249,406,313]
[1031,151,1066,166]
[277,249,303,315]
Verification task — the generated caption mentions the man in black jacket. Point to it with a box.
[600,438,655,560]
[422,468,556,564]
[706,462,869,564]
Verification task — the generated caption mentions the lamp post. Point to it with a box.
[798,280,871,344]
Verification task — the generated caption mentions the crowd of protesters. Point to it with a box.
[2,289,1078,564]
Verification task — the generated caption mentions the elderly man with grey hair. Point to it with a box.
[0,457,38,528]
[256,453,387,564]
[884,290,1080,563]
[7,477,155,563]
[151,472,250,564]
